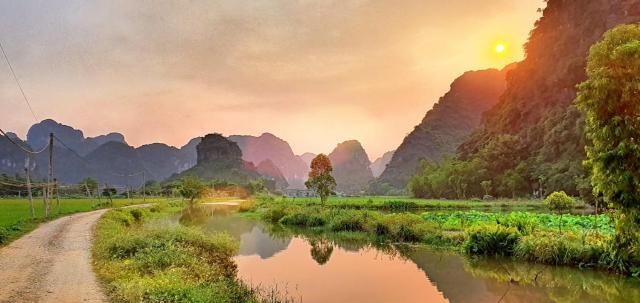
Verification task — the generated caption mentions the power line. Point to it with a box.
[0,39,38,122]
[0,128,49,154]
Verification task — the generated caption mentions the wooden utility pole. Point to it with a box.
[25,165,34,220]
[46,133,54,217]
[142,171,146,202]
[42,184,47,217]
[54,178,60,214]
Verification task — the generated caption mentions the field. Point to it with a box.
[249,197,634,274]
[271,196,588,212]
[0,197,162,245]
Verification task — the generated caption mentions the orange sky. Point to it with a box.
[0,1,545,159]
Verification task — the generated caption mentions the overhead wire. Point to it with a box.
[0,128,49,154]
[0,38,38,122]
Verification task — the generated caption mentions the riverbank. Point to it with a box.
[246,198,638,277]
[92,202,295,303]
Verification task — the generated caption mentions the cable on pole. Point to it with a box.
[0,128,49,154]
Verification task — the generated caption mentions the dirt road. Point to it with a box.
[0,206,144,303]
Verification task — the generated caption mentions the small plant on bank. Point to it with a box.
[544,191,577,234]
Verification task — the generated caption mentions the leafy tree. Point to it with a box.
[179,176,208,206]
[305,154,336,204]
[480,180,492,197]
[80,177,98,196]
[576,24,640,264]
[544,191,576,233]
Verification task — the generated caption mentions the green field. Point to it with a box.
[273,196,586,212]
[0,197,163,245]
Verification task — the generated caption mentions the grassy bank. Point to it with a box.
[0,197,159,246]
[249,200,638,276]
[271,196,586,212]
[93,203,294,303]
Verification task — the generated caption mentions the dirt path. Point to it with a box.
[0,205,149,303]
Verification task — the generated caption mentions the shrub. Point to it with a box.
[374,214,425,242]
[328,210,369,232]
[544,191,577,233]
[0,227,8,244]
[464,223,521,256]
[129,209,144,223]
[514,231,604,266]
[262,205,288,223]
[382,200,419,211]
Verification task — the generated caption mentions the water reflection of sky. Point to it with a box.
[189,209,640,303]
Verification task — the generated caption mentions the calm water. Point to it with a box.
[170,205,640,303]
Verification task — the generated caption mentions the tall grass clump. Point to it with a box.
[464,223,521,256]
[514,231,606,267]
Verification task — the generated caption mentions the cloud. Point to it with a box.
[0,0,544,158]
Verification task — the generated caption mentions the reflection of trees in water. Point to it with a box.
[310,238,334,265]
[463,257,640,303]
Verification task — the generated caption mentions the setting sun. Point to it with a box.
[495,43,506,53]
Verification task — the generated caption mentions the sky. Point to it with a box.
[0,0,545,159]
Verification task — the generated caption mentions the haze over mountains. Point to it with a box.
[0,119,382,191]
[372,67,510,193]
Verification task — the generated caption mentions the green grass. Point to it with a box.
[0,197,163,246]
[93,204,296,303]
[250,201,639,275]
[272,196,578,211]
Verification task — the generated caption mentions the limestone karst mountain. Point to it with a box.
[176,133,262,185]
[455,0,640,197]
[373,66,510,192]
[229,133,309,189]
[328,140,374,195]
[370,150,395,178]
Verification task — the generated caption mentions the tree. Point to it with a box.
[480,180,492,197]
[179,176,207,206]
[576,25,640,261]
[80,177,98,196]
[305,154,336,204]
[544,191,576,234]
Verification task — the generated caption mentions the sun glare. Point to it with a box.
[495,43,505,53]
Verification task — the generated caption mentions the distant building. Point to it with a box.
[284,188,316,198]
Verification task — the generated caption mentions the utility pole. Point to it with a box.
[46,133,54,217]
[142,171,146,202]
[54,178,60,214]
[25,164,34,220]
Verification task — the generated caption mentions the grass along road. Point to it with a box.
[0,198,160,246]
[0,203,152,303]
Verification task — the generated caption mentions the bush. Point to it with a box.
[262,205,288,223]
[464,223,521,256]
[129,209,144,223]
[514,231,604,266]
[279,211,326,227]
[382,200,419,211]
[374,214,426,242]
[238,200,256,212]
[496,212,537,235]
[328,210,370,232]
[0,227,8,244]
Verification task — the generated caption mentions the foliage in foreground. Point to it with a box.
[254,201,639,276]
[93,207,294,303]
[576,23,640,275]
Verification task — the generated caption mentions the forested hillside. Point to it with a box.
[372,67,509,194]
[411,0,640,200]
